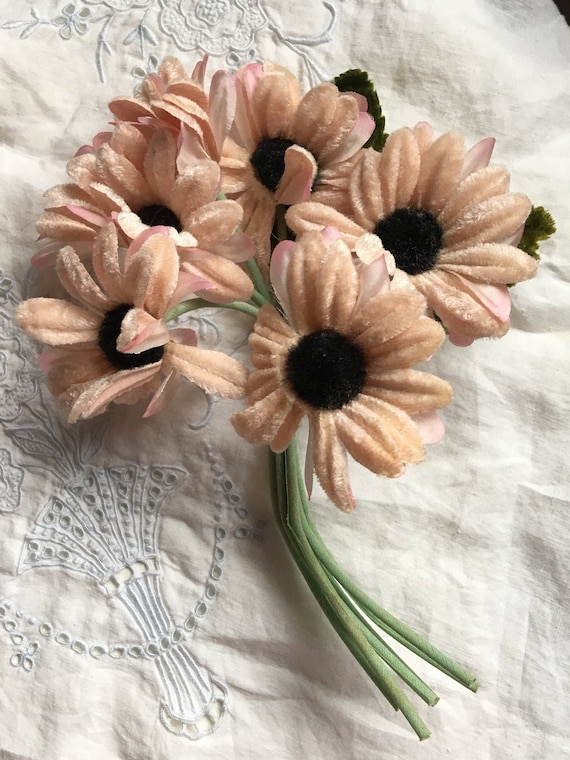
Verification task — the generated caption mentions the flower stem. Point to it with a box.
[268,439,479,740]
[165,297,259,322]
[245,258,273,304]
[290,452,479,692]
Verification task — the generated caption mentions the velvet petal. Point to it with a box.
[311,412,355,512]
[166,342,248,398]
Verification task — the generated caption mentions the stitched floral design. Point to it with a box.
[2,1,339,83]
[0,449,24,514]
[52,3,91,39]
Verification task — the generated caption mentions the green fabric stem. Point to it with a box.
[245,258,273,303]
[269,444,433,740]
[268,438,480,740]
[290,453,479,692]
[165,297,259,322]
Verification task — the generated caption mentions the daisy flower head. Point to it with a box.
[17,225,249,421]
[220,62,375,270]
[109,55,235,163]
[287,124,538,345]
[231,228,452,511]
[35,124,255,302]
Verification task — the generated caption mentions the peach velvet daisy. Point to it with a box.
[109,56,235,163]
[219,62,375,270]
[231,229,452,511]
[286,124,538,345]
[35,124,254,303]
[16,225,248,421]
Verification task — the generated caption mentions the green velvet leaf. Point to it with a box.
[334,68,389,151]
[518,205,556,260]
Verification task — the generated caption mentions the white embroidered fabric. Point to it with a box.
[0,1,569,758]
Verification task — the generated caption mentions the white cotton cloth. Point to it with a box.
[0,1,569,759]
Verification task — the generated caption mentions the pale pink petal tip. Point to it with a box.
[190,54,209,87]
[320,226,342,243]
[270,239,296,317]
[412,411,446,445]
[38,350,56,372]
[168,327,198,347]
[504,223,525,247]
[117,310,170,354]
[212,230,255,263]
[327,111,375,164]
[353,255,390,317]
[448,333,475,347]
[209,70,237,154]
[275,145,317,205]
[168,270,213,307]
[66,205,107,227]
[240,62,264,103]
[462,136,496,178]
[142,370,180,418]
[463,279,512,322]
[345,91,368,112]
[31,248,58,269]
[74,131,112,156]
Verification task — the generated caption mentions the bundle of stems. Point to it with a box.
[268,440,479,740]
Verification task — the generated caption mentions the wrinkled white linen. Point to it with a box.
[0,1,569,759]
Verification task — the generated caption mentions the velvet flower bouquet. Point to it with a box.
[16,57,555,739]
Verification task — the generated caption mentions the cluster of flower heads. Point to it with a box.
[17,56,543,510]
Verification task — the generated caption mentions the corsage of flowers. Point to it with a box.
[16,57,555,739]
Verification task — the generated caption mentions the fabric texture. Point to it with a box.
[0,1,569,759]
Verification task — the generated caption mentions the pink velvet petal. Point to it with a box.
[504,223,526,246]
[411,411,446,444]
[55,245,115,314]
[166,342,248,398]
[460,137,496,180]
[68,364,160,422]
[270,239,296,320]
[211,230,255,263]
[117,309,170,354]
[233,64,264,150]
[448,333,475,347]
[311,413,355,512]
[453,275,511,322]
[352,255,391,319]
[116,211,151,243]
[176,123,211,174]
[168,327,198,346]
[320,225,343,244]
[353,233,390,265]
[124,225,170,263]
[66,204,108,228]
[209,69,237,156]
[16,298,100,345]
[191,55,208,88]
[142,369,181,418]
[274,145,317,205]
[325,110,375,165]
[167,271,213,308]
[74,131,113,156]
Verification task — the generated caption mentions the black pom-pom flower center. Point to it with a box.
[98,304,164,371]
[250,137,296,193]
[137,204,182,232]
[286,329,366,410]
[374,208,443,275]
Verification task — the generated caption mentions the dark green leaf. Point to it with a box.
[334,68,389,151]
[518,205,556,260]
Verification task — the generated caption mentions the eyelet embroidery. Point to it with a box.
[0,263,264,739]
